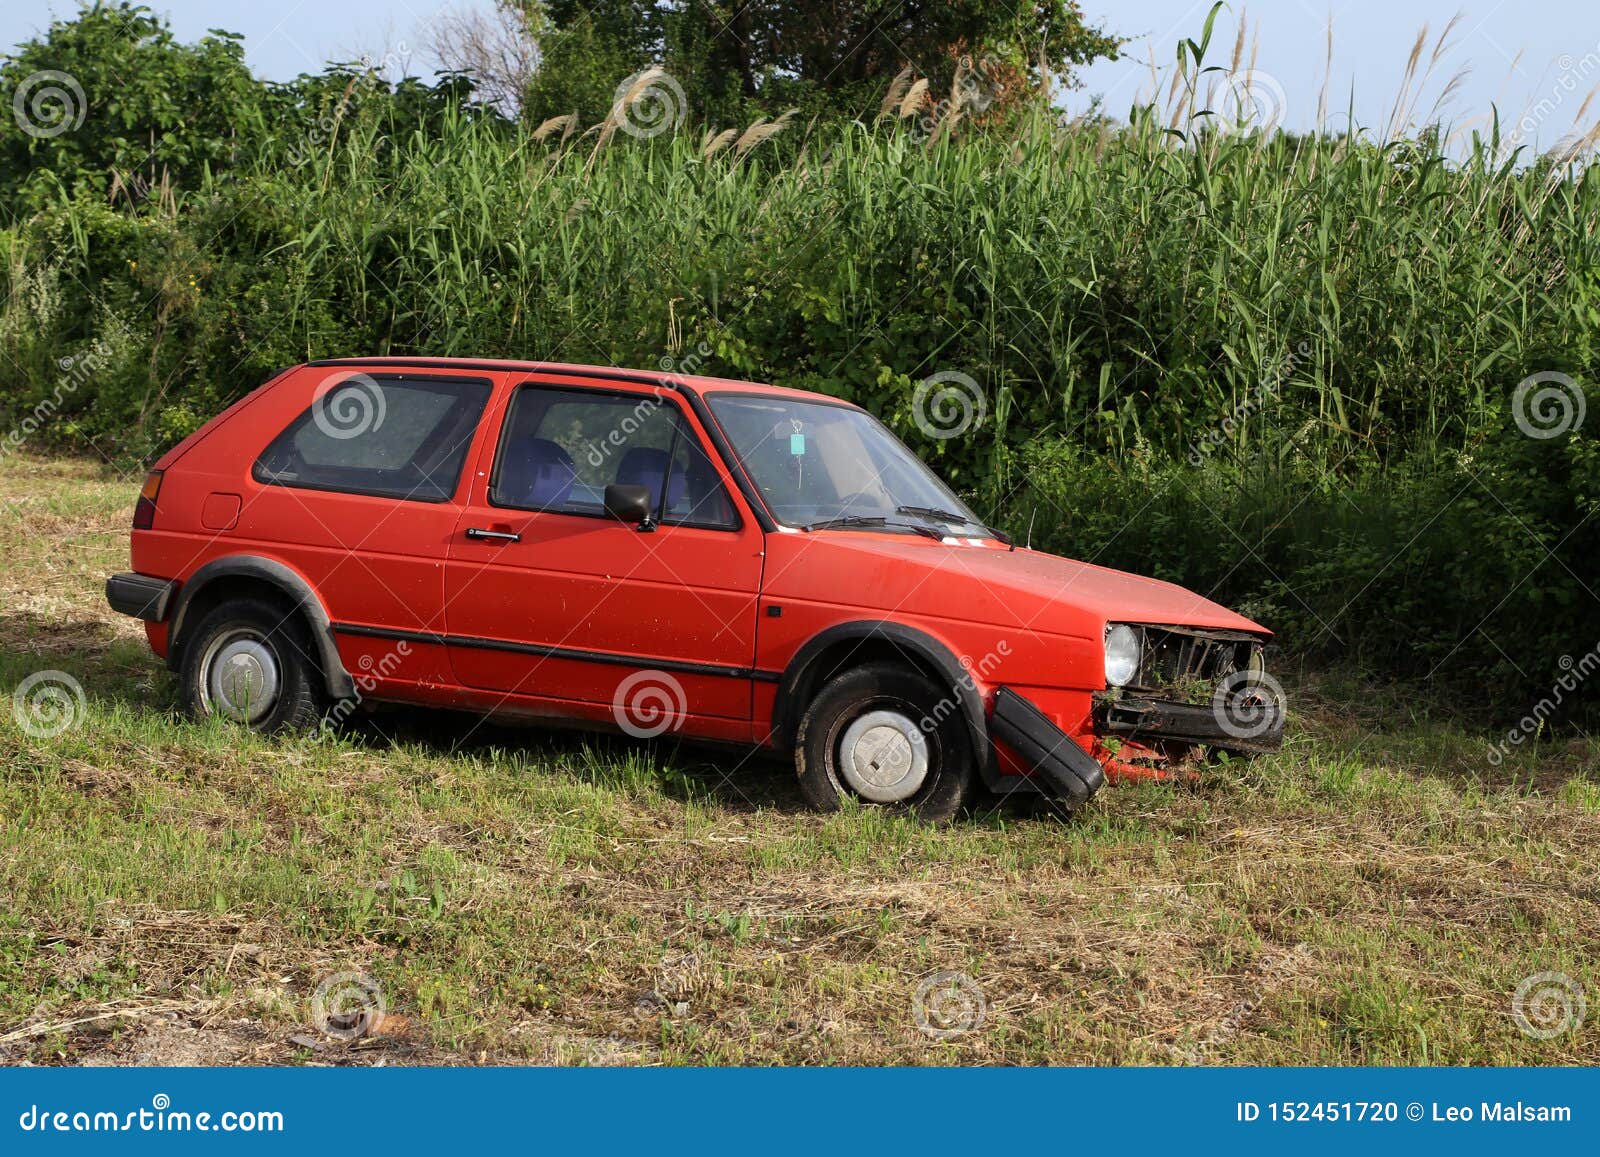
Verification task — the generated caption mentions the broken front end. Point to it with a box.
[1093,623,1285,779]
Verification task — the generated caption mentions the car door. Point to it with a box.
[443,375,765,727]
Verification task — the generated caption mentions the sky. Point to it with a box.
[3,1,1598,151]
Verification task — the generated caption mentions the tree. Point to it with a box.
[0,2,263,207]
[428,0,541,119]
[522,0,1121,129]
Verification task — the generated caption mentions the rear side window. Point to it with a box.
[490,385,737,529]
[254,374,491,502]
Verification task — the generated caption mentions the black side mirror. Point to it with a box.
[604,483,655,529]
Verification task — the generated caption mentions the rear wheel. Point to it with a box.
[179,597,326,734]
[795,663,974,822]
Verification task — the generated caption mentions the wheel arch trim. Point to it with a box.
[771,620,991,773]
[166,555,355,698]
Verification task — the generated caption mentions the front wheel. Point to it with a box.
[179,597,326,734]
[794,663,975,823]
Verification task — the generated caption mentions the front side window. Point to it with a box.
[707,394,984,534]
[491,386,737,529]
[254,374,491,502]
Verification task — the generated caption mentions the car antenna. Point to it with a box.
[1025,507,1037,551]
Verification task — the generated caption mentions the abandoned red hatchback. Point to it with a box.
[106,358,1284,820]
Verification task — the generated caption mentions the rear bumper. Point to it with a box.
[105,572,177,622]
[1097,694,1285,754]
[989,687,1106,805]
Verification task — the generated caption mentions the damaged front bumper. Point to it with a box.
[1096,692,1286,755]
[988,686,1107,805]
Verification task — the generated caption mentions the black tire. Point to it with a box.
[794,662,975,823]
[179,596,326,735]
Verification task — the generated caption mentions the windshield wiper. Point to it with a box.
[803,515,944,540]
[894,505,1013,545]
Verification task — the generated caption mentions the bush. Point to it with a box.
[1010,391,1600,719]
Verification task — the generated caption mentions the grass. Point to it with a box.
[0,454,1596,1065]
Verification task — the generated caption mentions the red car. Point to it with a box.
[106,359,1283,820]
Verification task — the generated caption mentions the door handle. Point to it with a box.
[465,527,521,543]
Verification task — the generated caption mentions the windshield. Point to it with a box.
[707,394,984,533]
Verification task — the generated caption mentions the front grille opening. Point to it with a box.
[1125,626,1260,700]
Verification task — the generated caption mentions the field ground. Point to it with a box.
[0,455,1595,1065]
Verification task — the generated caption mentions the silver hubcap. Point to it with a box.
[838,709,930,802]
[202,631,280,723]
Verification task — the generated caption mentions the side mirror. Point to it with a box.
[604,483,654,528]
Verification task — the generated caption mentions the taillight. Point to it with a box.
[132,470,163,530]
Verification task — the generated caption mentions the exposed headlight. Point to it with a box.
[1246,646,1266,683]
[1104,624,1140,687]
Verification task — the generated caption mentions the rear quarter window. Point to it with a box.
[253,374,491,502]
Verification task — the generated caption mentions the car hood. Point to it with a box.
[764,530,1269,639]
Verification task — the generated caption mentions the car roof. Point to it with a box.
[304,357,859,408]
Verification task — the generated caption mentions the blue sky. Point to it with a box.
[4,1,1598,150]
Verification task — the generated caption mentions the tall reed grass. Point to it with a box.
[3,31,1598,713]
